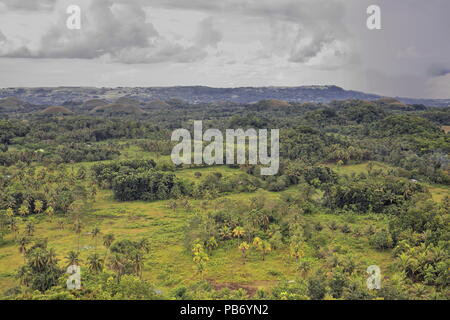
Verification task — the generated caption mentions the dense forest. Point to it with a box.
[0,96,448,300]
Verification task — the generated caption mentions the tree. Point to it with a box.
[34,200,43,215]
[18,205,29,217]
[369,230,393,251]
[91,227,101,252]
[131,253,144,278]
[18,236,30,260]
[232,226,245,239]
[6,207,14,218]
[44,206,54,219]
[66,250,81,267]
[137,238,150,254]
[205,236,218,254]
[87,253,104,274]
[290,242,304,262]
[109,254,125,283]
[238,242,250,264]
[219,226,232,240]
[260,241,272,261]
[17,240,63,292]
[192,244,209,279]
[103,233,115,261]
[73,219,83,252]
[307,272,327,300]
[9,218,19,240]
[103,233,115,249]
[25,221,35,237]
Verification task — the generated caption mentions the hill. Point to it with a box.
[39,106,74,115]
[2,86,449,107]
[0,97,33,112]
[90,103,145,115]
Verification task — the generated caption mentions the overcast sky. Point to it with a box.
[0,0,449,99]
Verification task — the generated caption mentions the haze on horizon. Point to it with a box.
[1,0,450,99]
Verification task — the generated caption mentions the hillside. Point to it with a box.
[0,97,33,112]
[1,86,449,107]
[39,106,74,115]
[90,103,145,115]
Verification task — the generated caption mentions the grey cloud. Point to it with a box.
[0,0,210,64]
[195,17,222,49]
[0,30,6,43]
[0,0,56,11]
[429,65,450,77]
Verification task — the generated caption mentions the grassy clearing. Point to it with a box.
[0,161,447,296]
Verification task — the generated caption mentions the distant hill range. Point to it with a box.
[0,85,449,107]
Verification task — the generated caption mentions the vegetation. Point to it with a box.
[0,97,448,300]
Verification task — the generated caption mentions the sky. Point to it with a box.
[0,0,449,99]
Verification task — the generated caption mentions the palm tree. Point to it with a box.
[238,242,250,264]
[260,241,272,261]
[73,219,83,252]
[109,254,125,283]
[18,237,30,261]
[132,253,144,278]
[66,250,81,267]
[5,208,14,218]
[91,227,101,252]
[232,226,245,240]
[87,253,104,273]
[103,233,115,261]
[137,238,150,254]
[290,242,304,262]
[25,221,35,237]
[45,206,54,220]
[205,237,218,254]
[298,259,312,277]
[18,205,29,217]
[34,200,43,215]
[9,218,19,240]
[219,226,232,240]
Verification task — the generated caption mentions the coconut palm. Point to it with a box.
[73,219,83,252]
[109,254,125,283]
[5,208,14,218]
[103,233,115,261]
[9,218,19,240]
[18,205,29,217]
[219,226,232,240]
[260,241,272,261]
[91,227,101,252]
[238,242,250,264]
[205,237,218,254]
[66,250,81,267]
[137,238,150,254]
[132,253,144,278]
[34,200,43,215]
[18,237,30,260]
[45,206,54,220]
[25,221,35,237]
[232,226,245,239]
[87,253,104,273]
[290,242,304,262]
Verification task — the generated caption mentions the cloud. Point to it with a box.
[195,17,222,49]
[0,0,215,64]
[428,64,450,77]
[0,0,56,11]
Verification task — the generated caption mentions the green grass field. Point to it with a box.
[3,158,438,296]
